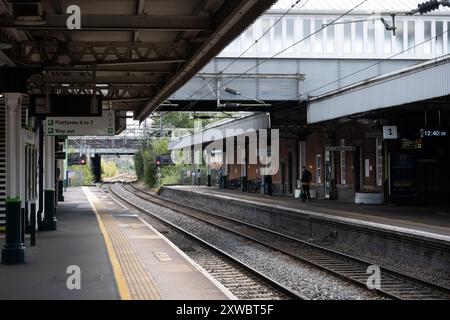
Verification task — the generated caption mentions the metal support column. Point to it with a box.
[57,159,64,202]
[37,119,44,229]
[42,135,57,231]
[221,138,228,189]
[240,137,248,192]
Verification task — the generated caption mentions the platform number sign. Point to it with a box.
[383,126,398,140]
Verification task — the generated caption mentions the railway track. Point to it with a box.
[99,182,305,301]
[120,181,450,300]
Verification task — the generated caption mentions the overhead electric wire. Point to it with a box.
[269,27,450,110]
[182,0,306,106]
[181,0,370,111]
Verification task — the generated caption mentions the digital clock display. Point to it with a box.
[420,129,448,138]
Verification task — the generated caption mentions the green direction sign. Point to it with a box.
[45,110,115,136]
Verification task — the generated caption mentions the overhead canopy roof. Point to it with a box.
[272,0,450,14]
[0,0,276,120]
[169,112,270,150]
[307,54,450,124]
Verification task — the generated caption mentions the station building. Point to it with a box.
[169,1,450,205]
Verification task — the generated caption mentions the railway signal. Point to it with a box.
[155,155,173,167]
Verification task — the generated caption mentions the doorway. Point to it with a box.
[324,150,335,199]
[417,159,438,205]
[354,146,362,193]
[288,151,293,195]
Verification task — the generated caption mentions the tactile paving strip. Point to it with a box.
[86,188,162,300]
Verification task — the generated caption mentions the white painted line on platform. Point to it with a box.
[136,214,238,300]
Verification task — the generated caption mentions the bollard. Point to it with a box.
[30,203,36,247]
[2,198,26,264]
[240,176,248,193]
[25,201,30,234]
[222,175,228,190]
[21,208,25,245]
[58,180,65,202]
[42,189,57,231]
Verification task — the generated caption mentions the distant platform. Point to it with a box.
[160,186,450,273]
[163,186,450,240]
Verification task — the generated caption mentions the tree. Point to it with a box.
[162,112,194,129]
[101,160,118,178]
[134,150,144,180]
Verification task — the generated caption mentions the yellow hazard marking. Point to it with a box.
[83,187,132,301]
[84,187,162,300]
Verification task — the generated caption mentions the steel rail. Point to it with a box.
[102,181,306,301]
[125,181,450,300]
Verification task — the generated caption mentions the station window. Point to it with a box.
[376,138,383,187]
[394,20,404,53]
[424,21,432,54]
[302,19,311,53]
[355,21,364,53]
[344,20,352,53]
[274,19,283,52]
[228,37,241,52]
[436,21,444,55]
[366,20,376,53]
[384,25,392,53]
[316,154,322,184]
[261,18,271,53]
[340,139,346,185]
[448,22,450,52]
[407,21,416,54]
[286,18,295,52]
[326,20,335,53]
[243,25,254,53]
[314,19,323,53]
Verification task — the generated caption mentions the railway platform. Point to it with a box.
[159,186,450,275]
[0,187,233,300]
[162,186,450,239]
[0,188,118,300]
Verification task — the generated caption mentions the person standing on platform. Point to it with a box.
[197,169,201,187]
[301,166,312,203]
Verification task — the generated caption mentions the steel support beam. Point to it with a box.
[46,76,163,85]
[0,15,211,31]
[0,50,15,67]
[20,41,187,66]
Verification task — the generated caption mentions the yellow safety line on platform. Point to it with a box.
[84,187,132,301]
[84,187,162,300]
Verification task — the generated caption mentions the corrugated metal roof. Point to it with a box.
[270,0,450,14]
[169,113,270,150]
[307,54,450,123]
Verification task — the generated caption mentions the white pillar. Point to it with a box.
[299,141,306,171]
[44,135,55,190]
[5,93,23,199]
